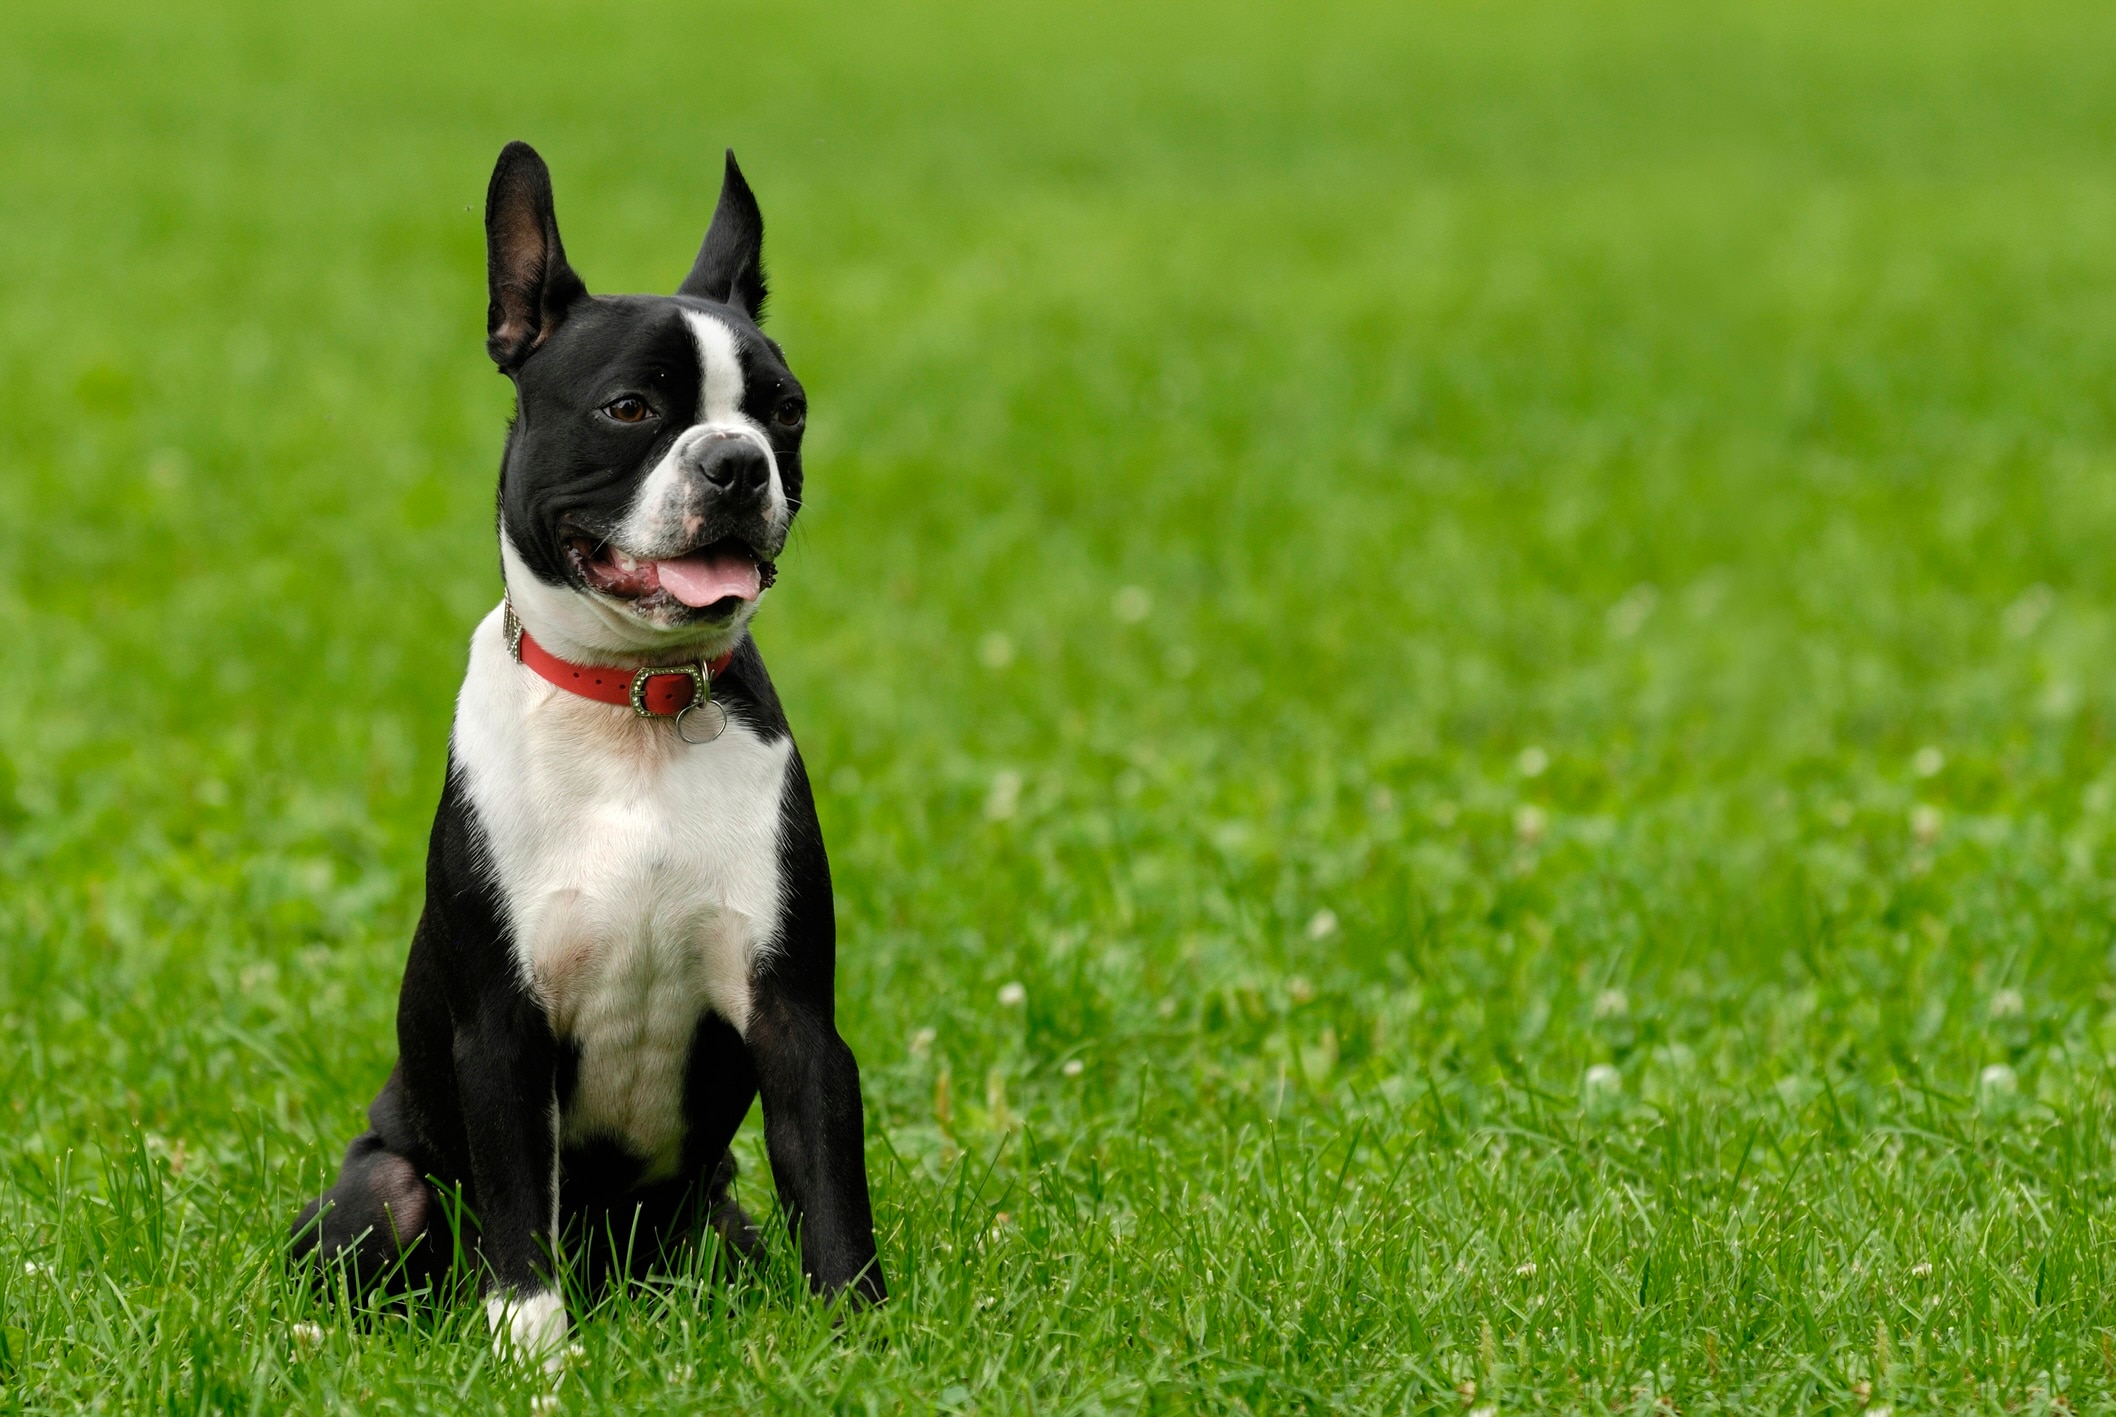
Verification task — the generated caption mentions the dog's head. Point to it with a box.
[484,141,806,663]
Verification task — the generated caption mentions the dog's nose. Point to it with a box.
[692,439,769,500]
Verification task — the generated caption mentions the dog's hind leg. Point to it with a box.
[291,1132,447,1301]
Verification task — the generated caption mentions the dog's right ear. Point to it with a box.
[485,141,588,373]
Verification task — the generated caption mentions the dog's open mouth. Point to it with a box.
[568,535,775,616]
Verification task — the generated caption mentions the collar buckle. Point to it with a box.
[629,662,708,718]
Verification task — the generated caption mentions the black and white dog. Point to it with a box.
[293,141,884,1359]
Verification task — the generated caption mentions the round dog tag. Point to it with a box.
[676,699,727,744]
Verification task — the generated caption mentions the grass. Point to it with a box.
[7,0,2116,1409]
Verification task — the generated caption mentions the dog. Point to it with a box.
[292,141,885,1360]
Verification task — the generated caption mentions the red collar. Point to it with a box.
[505,604,733,718]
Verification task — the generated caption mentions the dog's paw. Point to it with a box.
[486,1288,568,1371]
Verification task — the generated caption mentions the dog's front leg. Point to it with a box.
[452,1007,565,1366]
[747,992,886,1305]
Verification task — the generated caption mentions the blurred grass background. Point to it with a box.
[8,0,2116,1410]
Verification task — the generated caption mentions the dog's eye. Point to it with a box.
[773,398,806,429]
[601,396,654,424]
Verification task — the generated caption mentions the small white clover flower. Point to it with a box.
[1515,804,1548,846]
[985,770,1024,821]
[1977,1063,2018,1109]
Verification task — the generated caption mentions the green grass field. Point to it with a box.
[7,0,2116,1410]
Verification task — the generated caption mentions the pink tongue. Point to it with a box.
[653,549,762,608]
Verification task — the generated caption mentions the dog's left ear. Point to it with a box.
[677,149,767,322]
[485,141,589,373]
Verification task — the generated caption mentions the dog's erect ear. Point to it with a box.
[677,149,767,322]
[485,141,588,373]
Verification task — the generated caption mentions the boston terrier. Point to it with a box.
[292,141,885,1360]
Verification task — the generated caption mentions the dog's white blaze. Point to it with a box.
[690,309,749,425]
[453,604,790,1182]
[615,310,789,555]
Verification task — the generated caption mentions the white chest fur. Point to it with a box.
[450,605,791,1180]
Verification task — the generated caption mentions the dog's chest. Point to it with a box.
[452,613,791,1179]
